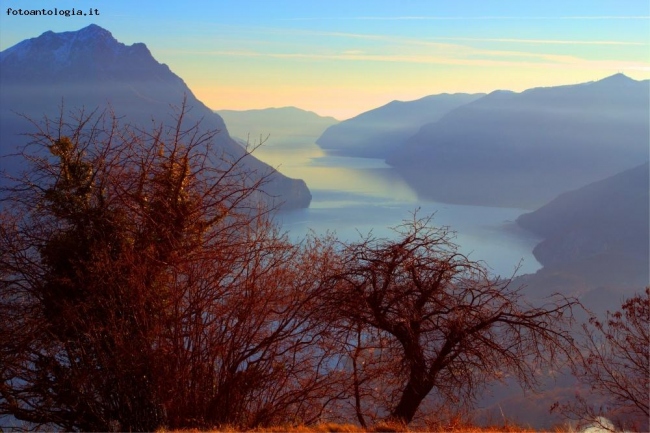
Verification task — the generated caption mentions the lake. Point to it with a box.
[255,142,542,278]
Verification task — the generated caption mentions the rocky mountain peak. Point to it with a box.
[0,25,168,83]
[0,25,312,209]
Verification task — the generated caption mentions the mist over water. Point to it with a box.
[256,142,542,278]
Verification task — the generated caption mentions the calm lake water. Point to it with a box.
[256,142,542,278]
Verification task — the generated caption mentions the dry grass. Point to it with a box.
[159,420,570,432]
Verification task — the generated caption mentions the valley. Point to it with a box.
[0,22,647,432]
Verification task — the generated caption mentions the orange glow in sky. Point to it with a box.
[1,1,649,119]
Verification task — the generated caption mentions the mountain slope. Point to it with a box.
[315,93,483,158]
[0,25,311,209]
[514,162,649,313]
[517,161,649,273]
[388,74,649,209]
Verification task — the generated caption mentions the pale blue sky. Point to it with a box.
[1,0,648,118]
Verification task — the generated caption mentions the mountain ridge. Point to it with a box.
[0,25,175,83]
[517,161,649,269]
[512,161,649,315]
[387,73,649,209]
[216,106,339,148]
[0,25,311,210]
[218,106,338,121]
[315,93,484,158]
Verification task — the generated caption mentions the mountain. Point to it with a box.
[315,93,483,158]
[517,162,649,269]
[513,162,649,317]
[0,25,311,209]
[388,74,649,209]
[216,107,338,147]
[474,163,649,430]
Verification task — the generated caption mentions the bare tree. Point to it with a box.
[564,288,649,431]
[0,104,337,431]
[320,214,578,425]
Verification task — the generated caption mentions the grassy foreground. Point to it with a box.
[158,421,562,432]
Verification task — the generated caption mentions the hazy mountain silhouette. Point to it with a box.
[514,162,649,315]
[0,24,311,209]
[474,163,649,429]
[316,93,483,158]
[216,107,338,147]
[518,162,649,269]
[388,74,649,209]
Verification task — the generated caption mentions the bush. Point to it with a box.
[0,105,336,431]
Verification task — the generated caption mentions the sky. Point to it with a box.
[1,0,649,119]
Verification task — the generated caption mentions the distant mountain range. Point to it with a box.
[316,93,483,158]
[216,107,338,147]
[0,25,311,209]
[387,74,649,209]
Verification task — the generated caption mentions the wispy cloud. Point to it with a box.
[213,25,648,51]
[164,24,650,75]
[249,28,648,61]
[282,15,650,21]
[428,37,647,46]
[173,49,650,72]
[556,16,650,20]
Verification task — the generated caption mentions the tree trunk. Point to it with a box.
[388,377,433,424]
